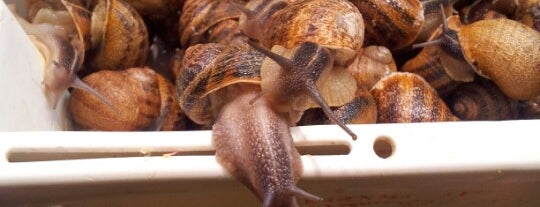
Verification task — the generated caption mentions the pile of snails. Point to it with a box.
[10,0,540,206]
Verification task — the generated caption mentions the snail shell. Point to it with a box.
[371,72,459,123]
[349,0,424,50]
[12,2,110,109]
[445,79,519,120]
[176,43,264,126]
[88,0,149,71]
[69,67,181,131]
[235,0,288,42]
[207,19,250,46]
[178,0,241,47]
[458,18,540,100]
[346,46,397,89]
[262,0,364,65]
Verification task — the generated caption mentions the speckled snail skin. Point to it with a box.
[213,85,323,207]
[176,43,323,207]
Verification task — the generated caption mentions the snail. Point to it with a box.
[346,46,397,89]
[403,11,475,97]
[176,43,322,207]
[176,43,264,126]
[247,41,358,140]
[445,78,519,120]
[70,67,183,131]
[416,4,540,100]
[11,1,113,110]
[236,0,364,66]
[371,72,459,123]
[178,0,242,47]
[87,0,149,71]
[518,95,540,119]
[213,85,323,207]
[349,0,424,50]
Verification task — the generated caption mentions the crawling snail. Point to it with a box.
[176,43,323,207]
[11,1,113,110]
[409,4,540,100]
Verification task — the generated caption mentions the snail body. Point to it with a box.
[371,72,459,123]
[176,43,322,207]
[11,2,111,109]
[213,85,322,207]
[248,41,358,139]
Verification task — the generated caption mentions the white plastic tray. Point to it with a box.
[1,1,540,206]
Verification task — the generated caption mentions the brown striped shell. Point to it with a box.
[371,72,459,123]
[349,0,424,50]
[262,0,364,65]
[458,18,540,100]
[346,46,397,90]
[69,67,182,131]
[445,79,519,120]
[207,19,249,46]
[176,43,264,125]
[178,0,241,47]
[87,0,149,71]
